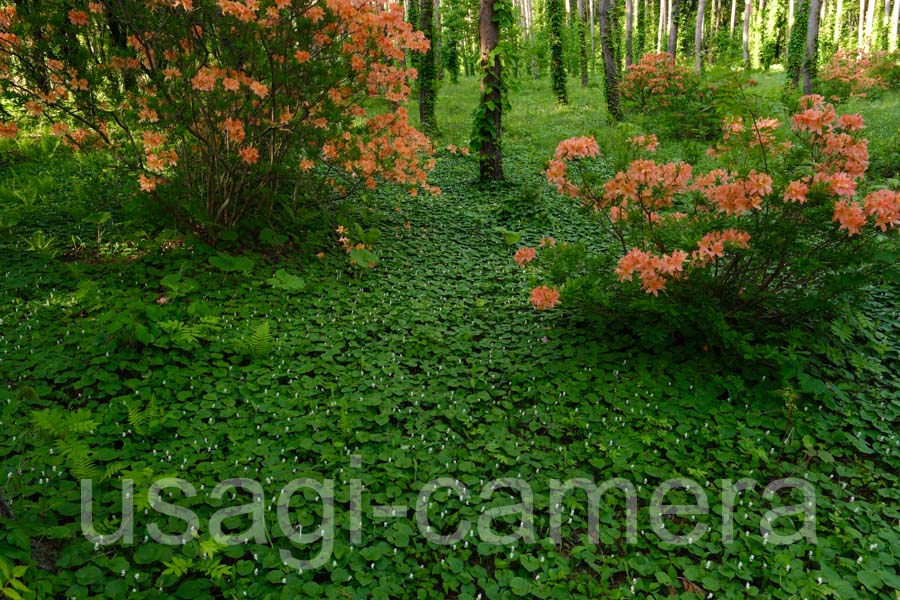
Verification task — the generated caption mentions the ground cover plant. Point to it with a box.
[1,47,900,600]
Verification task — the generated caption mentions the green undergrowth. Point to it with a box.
[0,78,898,599]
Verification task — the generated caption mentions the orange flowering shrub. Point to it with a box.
[818,50,900,101]
[0,0,434,230]
[619,53,716,138]
[519,96,899,322]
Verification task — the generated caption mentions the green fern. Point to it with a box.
[199,558,231,580]
[162,556,193,578]
[199,536,228,559]
[234,320,273,358]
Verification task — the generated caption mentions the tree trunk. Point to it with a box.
[730,0,737,34]
[626,0,635,65]
[858,0,865,47]
[434,0,443,80]
[743,0,752,67]
[864,0,877,47]
[658,0,668,49]
[788,0,795,50]
[419,0,438,133]
[833,0,843,42]
[549,0,569,103]
[477,0,503,180]
[599,0,623,119]
[891,0,899,49]
[695,0,706,70]
[803,0,822,93]
[668,0,681,55]
[578,0,589,85]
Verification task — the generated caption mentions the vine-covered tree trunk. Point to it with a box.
[891,0,899,50]
[599,0,623,119]
[787,0,808,88]
[626,0,635,66]
[434,0,443,80]
[549,0,569,103]
[803,0,822,93]
[668,0,681,56]
[578,0,589,85]
[419,0,438,133]
[695,0,706,71]
[476,0,503,180]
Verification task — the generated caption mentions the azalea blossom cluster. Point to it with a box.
[620,53,693,112]
[819,50,893,101]
[521,96,899,305]
[0,0,436,228]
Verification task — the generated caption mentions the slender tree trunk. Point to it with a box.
[730,0,737,34]
[419,0,438,133]
[626,0,635,65]
[695,0,706,70]
[743,0,752,66]
[598,0,623,119]
[858,0,866,47]
[590,0,596,57]
[477,0,503,180]
[864,0,877,46]
[434,0,443,80]
[658,0,668,49]
[668,0,681,55]
[891,0,899,49]
[803,0,822,93]
[578,0,589,84]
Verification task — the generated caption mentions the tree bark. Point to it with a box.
[864,0,877,47]
[833,0,843,42]
[477,0,503,180]
[598,0,623,119]
[803,0,822,93]
[695,0,706,71]
[434,0,443,80]
[730,0,737,35]
[668,0,681,55]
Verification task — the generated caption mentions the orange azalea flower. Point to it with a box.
[88,2,104,13]
[142,130,167,150]
[222,77,241,91]
[238,145,259,165]
[50,122,70,137]
[191,67,216,92]
[68,9,89,26]
[139,107,159,123]
[530,286,561,310]
[554,136,600,160]
[0,121,18,139]
[138,174,158,192]
[514,246,537,266]
[862,189,900,232]
[249,81,269,98]
[783,179,809,204]
[833,199,866,235]
[299,158,315,172]
[295,50,312,63]
[223,117,245,144]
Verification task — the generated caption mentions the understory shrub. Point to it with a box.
[518,95,900,333]
[619,52,717,139]
[0,0,435,231]
[818,50,900,101]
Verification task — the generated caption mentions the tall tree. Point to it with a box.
[891,0,899,50]
[658,0,668,49]
[668,0,681,55]
[695,0,706,71]
[578,0,589,85]
[834,0,843,43]
[743,0,752,67]
[626,0,635,66]
[419,0,438,133]
[803,0,822,93]
[549,0,569,103]
[598,0,623,119]
[787,0,809,88]
[474,0,504,180]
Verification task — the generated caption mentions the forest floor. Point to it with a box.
[0,73,898,599]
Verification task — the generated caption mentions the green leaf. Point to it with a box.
[267,269,306,293]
